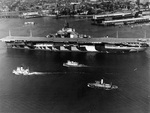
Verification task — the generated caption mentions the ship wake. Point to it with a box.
[14,71,87,76]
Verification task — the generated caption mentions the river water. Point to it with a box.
[0,17,150,113]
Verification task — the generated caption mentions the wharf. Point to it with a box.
[1,36,150,45]
[0,12,20,18]
[55,15,93,19]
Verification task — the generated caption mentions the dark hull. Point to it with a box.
[5,42,148,53]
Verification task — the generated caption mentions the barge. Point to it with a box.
[0,24,149,53]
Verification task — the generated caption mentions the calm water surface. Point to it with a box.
[0,17,149,113]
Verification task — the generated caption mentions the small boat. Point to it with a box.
[63,60,86,67]
[24,22,35,25]
[87,79,118,90]
[12,66,32,75]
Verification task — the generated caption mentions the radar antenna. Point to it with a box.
[64,20,69,28]
[30,30,32,37]
[9,30,11,37]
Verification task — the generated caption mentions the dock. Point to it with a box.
[0,12,20,18]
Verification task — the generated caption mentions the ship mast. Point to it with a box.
[9,30,11,37]
[30,30,32,37]
[144,31,147,38]
[116,31,118,38]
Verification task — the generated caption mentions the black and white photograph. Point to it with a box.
[0,0,149,113]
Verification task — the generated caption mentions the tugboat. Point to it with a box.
[87,79,118,90]
[63,60,86,67]
[12,66,31,75]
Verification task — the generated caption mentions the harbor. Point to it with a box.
[0,0,149,113]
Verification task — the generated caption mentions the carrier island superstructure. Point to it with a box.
[0,26,149,53]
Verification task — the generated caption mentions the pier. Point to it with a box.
[0,12,20,18]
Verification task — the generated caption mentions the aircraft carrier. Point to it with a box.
[0,25,149,53]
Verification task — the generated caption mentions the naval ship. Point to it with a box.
[0,23,149,53]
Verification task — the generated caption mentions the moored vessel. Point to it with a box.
[21,12,43,19]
